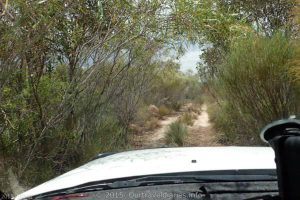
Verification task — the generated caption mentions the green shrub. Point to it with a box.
[166,122,187,146]
[158,105,171,117]
[83,115,129,159]
[209,102,262,145]
[135,104,152,124]
[289,40,300,95]
[215,33,300,144]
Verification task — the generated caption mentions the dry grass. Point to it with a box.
[178,111,198,126]
[187,104,202,114]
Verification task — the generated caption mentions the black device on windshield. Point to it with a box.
[261,118,300,200]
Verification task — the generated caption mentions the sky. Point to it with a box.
[179,45,203,73]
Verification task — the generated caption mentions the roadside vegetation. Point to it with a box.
[215,34,300,144]
[0,0,203,192]
[1,0,300,194]
[193,0,300,145]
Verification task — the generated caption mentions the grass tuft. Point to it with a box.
[166,122,187,146]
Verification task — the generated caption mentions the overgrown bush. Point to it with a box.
[214,33,300,144]
[208,102,261,145]
[289,39,300,91]
[166,122,187,146]
[0,0,185,191]
[82,115,129,162]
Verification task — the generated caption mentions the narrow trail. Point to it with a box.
[185,104,220,146]
[131,103,220,149]
[147,116,179,145]
[132,115,180,148]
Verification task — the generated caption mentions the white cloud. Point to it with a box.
[179,45,203,73]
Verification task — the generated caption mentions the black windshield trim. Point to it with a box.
[30,169,277,199]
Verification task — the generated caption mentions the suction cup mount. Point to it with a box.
[260,118,300,143]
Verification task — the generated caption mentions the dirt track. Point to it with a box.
[145,116,179,146]
[185,104,220,146]
[131,104,220,148]
[131,115,179,148]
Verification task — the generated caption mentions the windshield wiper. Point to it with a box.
[125,174,277,183]
[33,174,277,199]
[34,177,190,199]
[103,174,277,190]
[33,184,111,199]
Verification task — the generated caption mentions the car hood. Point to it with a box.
[15,147,275,200]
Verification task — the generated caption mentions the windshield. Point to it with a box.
[0,0,299,199]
